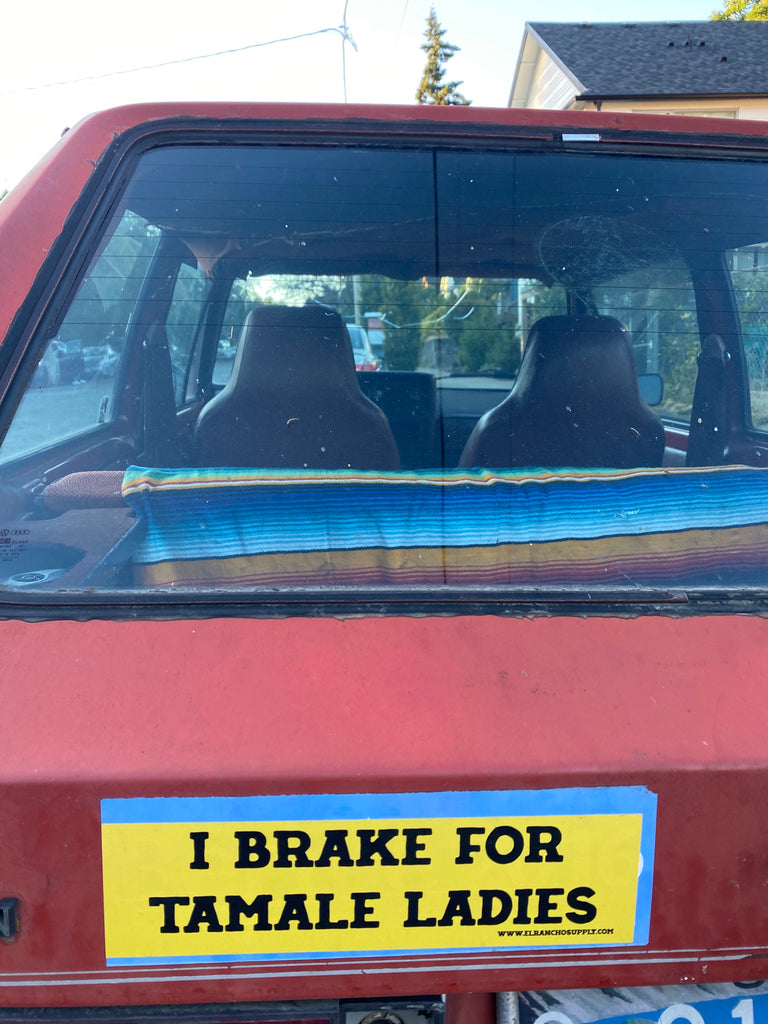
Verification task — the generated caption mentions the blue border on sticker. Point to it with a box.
[102,787,655,824]
[102,786,657,965]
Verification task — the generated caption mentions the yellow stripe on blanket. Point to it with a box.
[134,523,768,588]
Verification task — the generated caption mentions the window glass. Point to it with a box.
[728,243,768,431]
[0,211,159,462]
[214,272,531,384]
[213,276,263,386]
[592,262,699,423]
[1,140,768,599]
[167,261,212,405]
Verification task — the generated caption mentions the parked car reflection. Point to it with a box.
[347,323,380,371]
[32,338,122,387]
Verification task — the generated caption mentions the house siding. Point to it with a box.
[527,50,577,110]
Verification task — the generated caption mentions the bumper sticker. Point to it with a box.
[101,787,656,966]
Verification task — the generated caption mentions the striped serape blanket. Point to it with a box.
[121,465,768,588]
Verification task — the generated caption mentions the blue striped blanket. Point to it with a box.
[121,465,768,587]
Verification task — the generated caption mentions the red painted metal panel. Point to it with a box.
[0,614,763,780]
[0,614,765,1004]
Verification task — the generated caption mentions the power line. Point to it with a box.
[396,0,410,40]
[0,24,356,98]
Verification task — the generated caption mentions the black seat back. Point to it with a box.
[196,305,400,469]
[460,314,665,469]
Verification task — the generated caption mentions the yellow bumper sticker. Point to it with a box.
[101,788,656,965]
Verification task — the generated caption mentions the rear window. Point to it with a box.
[1,135,767,603]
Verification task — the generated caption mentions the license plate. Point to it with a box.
[520,982,768,1024]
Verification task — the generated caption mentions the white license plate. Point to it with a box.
[520,982,768,1024]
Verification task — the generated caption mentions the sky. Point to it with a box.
[1,0,718,194]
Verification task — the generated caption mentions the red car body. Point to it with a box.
[1,103,768,1024]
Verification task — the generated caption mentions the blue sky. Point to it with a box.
[1,0,718,192]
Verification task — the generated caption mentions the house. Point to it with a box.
[509,21,768,119]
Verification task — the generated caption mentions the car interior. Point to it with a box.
[0,139,767,594]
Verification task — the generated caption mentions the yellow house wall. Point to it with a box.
[577,97,768,120]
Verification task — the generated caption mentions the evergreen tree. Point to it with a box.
[416,7,471,106]
[711,0,768,17]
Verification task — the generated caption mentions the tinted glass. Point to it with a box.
[1,140,767,599]
[728,242,768,430]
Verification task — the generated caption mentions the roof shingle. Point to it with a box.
[528,21,768,98]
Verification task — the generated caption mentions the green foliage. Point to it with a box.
[259,273,525,376]
[307,276,356,315]
[428,280,522,375]
[416,7,471,106]
[711,0,768,18]
[592,267,700,421]
[731,266,768,426]
[378,279,433,370]
[358,277,526,375]
[655,315,700,418]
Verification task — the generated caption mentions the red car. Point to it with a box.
[0,102,768,1024]
[347,323,380,371]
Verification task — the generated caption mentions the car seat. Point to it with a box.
[196,304,400,470]
[459,314,665,469]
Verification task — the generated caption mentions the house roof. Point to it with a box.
[524,21,768,100]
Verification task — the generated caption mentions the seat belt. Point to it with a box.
[686,334,728,467]
[142,323,182,467]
